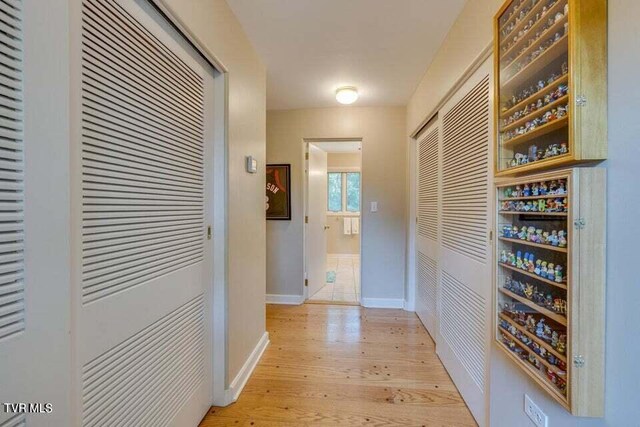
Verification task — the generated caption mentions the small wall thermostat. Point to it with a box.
[245,156,257,173]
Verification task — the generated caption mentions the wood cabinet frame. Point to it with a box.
[494,168,605,416]
[493,0,607,176]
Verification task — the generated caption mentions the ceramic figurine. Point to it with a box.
[538,199,546,212]
[509,251,517,266]
[523,184,531,197]
[515,185,522,197]
[526,315,536,332]
[555,265,563,283]
[557,335,566,354]
[535,229,544,243]
[524,283,534,299]
[544,325,552,339]
[564,3,569,15]
[560,142,568,154]
[549,230,559,246]
[542,231,549,244]
[540,261,548,277]
[540,182,548,195]
[546,263,555,280]
[532,183,540,196]
[501,250,508,263]
[551,331,559,348]
[512,225,519,237]
[534,259,542,275]
[518,226,527,239]
[516,251,523,269]
[536,319,546,338]
[527,226,535,240]
[558,230,567,248]
[528,254,535,273]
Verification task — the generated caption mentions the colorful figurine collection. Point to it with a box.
[501,83,568,128]
[500,179,568,213]
[502,63,568,112]
[503,179,567,198]
[502,303,567,354]
[503,276,567,315]
[500,249,565,283]
[501,0,568,57]
[508,141,569,168]
[500,196,567,213]
[503,103,568,143]
[502,225,567,248]
[499,332,567,394]
[503,12,568,70]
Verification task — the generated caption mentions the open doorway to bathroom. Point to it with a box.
[304,140,362,304]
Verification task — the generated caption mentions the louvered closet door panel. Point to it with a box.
[76,1,214,426]
[0,0,24,344]
[436,59,493,427]
[415,122,439,337]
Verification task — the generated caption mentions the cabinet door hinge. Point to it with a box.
[207,225,212,240]
[576,95,587,107]
[573,355,585,368]
[489,230,493,241]
[574,218,586,230]
[304,279,308,287]
[305,152,309,160]
[305,216,309,224]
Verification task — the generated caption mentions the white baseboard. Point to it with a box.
[361,297,405,309]
[403,299,416,312]
[266,294,304,305]
[217,331,269,406]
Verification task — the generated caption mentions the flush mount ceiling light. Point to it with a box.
[335,86,358,104]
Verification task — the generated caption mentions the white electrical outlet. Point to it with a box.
[524,395,548,427]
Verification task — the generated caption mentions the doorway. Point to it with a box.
[305,140,362,304]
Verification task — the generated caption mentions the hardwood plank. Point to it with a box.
[200,304,477,426]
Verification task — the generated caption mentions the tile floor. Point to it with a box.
[308,254,360,303]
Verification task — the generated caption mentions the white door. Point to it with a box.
[415,120,440,337]
[306,144,328,298]
[0,1,72,425]
[74,0,214,425]
[436,59,493,426]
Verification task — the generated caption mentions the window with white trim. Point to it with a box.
[327,172,360,213]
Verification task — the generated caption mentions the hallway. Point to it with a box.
[200,304,476,426]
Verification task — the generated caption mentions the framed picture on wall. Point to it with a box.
[266,164,291,220]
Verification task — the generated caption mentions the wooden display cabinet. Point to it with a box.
[494,0,607,176]
[494,168,605,416]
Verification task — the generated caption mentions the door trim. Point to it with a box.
[302,138,363,304]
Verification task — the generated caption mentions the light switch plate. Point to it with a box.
[245,156,257,173]
[370,201,378,212]
[524,395,548,427]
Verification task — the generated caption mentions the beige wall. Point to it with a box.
[161,0,267,382]
[327,153,361,255]
[267,107,406,301]
[407,0,639,425]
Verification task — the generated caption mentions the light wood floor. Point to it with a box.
[199,304,477,426]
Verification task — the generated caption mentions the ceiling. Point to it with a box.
[311,140,362,153]
[226,0,466,110]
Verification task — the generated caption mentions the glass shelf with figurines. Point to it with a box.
[494,168,605,416]
[494,0,607,176]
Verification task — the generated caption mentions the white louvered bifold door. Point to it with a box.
[74,0,214,425]
[435,58,493,427]
[1,1,73,424]
[415,120,439,337]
